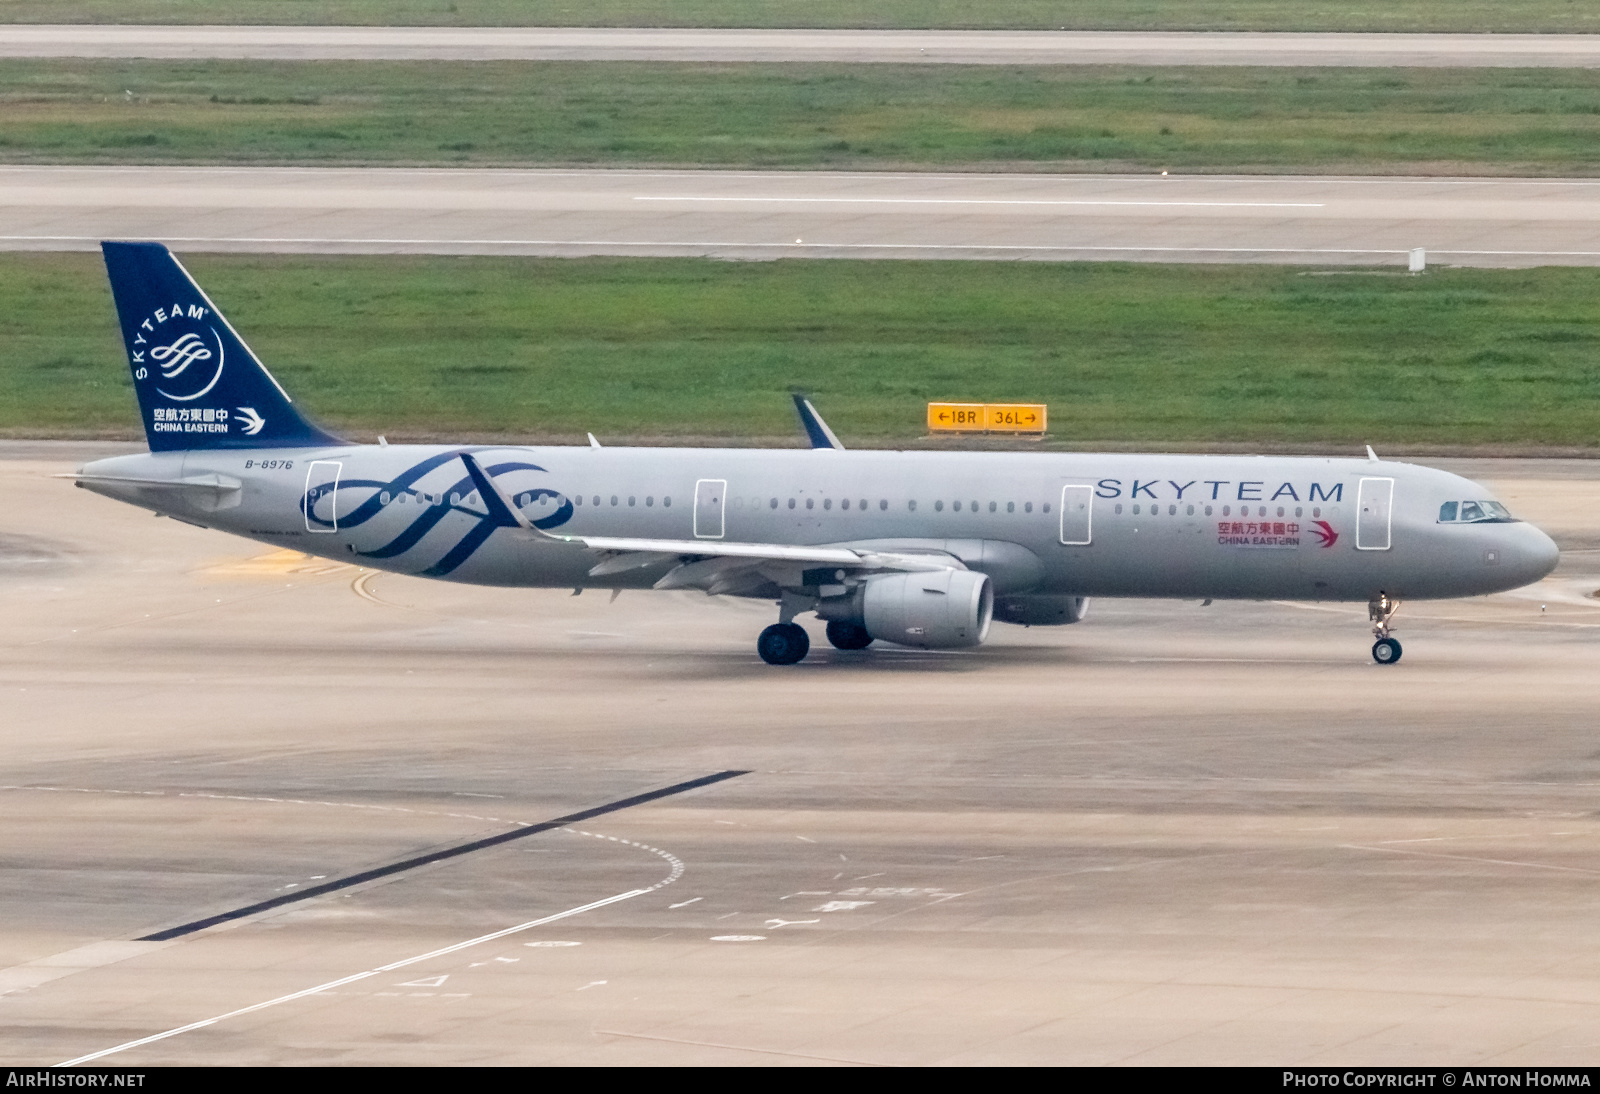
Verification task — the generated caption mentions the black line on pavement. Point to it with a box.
[137,770,749,942]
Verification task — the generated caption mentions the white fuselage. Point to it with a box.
[78,443,1560,603]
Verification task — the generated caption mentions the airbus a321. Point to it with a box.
[73,243,1560,665]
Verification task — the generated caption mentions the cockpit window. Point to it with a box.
[1439,499,1516,523]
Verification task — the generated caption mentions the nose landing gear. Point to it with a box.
[1369,592,1402,665]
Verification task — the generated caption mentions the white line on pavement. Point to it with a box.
[57,887,648,1066]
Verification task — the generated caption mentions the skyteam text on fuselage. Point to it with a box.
[74,242,1560,665]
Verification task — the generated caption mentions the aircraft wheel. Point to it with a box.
[825,621,873,650]
[758,622,810,665]
[1371,637,1403,665]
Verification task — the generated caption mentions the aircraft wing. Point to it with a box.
[456,452,961,593]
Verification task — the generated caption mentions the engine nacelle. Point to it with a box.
[992,595,1090,627]
[860,569,994,649]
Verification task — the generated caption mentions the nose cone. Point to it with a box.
[1509,522,1560,586]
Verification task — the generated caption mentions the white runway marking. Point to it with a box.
[58,888,649,1066]
[634,196,1325,208]
[1343,844,1600,877]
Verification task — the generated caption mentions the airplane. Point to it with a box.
[72,242,1560,666]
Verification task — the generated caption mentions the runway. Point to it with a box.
[7,166,1600,267]
[3,442,1600,1065]
[8,26,1600,67]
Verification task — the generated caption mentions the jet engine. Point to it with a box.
[847,569,994,649]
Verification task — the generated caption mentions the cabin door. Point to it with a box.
[304,460,343,533]
[1356,477,1394,551]
[1059,485,1092,545]
[694,478,727,539]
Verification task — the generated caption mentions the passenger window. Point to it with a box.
[909,500,917,511]
[1115,503,1123,515]
[879,499,887,510]
[664,497,672,507]
[1222,505,1230,516]
[1133,504,1141,515]
[840,498,848,510]
[1276,507,1284,518]
[1439,501,1458,522]
[788,498,796,509]
[823,498,832,510]
[771,498,779,509]
[1186,504,1194,516]
[1459,501,1485,522]
[989,501,997,513]
[1043,503,1050,513]
[450,492,461,506]
[935,501,944,512]
[628,496,636,507]
[861,499,868,510]
[1169,504,1177,516]
[952,501,960,512]
[1025,502,1033,513]
[646,496,654,507]
[1204,505,1212,516]
[610,496,618,506]
[381,491,391,504]
[593,496,601,507]
[1294,506,1302,517]
[574,495,583,506]
[806,498,814,510]
[1007,501,1015,513]
[970,500,978,512]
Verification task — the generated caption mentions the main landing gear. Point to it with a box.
[757,622,810,665]
[757,619,875,664]
[1369,592,1402,665]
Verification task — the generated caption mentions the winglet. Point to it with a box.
[588,432,602,449]
[791,393,844,450]
[458,451,542,535]
[1366,444,1380,462]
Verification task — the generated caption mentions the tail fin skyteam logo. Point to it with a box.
[130,303,224,401]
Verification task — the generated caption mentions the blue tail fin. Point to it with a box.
[101,241,342,452]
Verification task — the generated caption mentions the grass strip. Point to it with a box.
[4,253,1599,452]
[4,1,1599,34]
[7,61,1600,174]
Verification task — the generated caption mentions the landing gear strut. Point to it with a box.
[1369,592,1402,665]
[758,622,810,665]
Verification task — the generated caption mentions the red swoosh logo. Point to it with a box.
[1311,520,1339,548]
